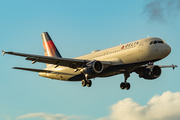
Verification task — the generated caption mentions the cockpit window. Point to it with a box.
[154,41,157,44]
[157,41,164,43]
[150,41,153,45]
[150,40,164,45]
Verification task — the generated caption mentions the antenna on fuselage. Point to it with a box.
[147,35,149,38]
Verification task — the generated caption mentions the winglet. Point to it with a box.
[172,64,178,70]
[2,50,5,56]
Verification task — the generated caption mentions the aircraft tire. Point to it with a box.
[120,82,126,89]
[81,80,86,87]
[86,80,92,87]
[125,83,130,90]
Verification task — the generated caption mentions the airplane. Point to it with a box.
[2,32,178,90]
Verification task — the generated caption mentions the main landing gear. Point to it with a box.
[120,72,131,90]
[81,79,92,87]
[81,74,92,87]
[120,82,130,90]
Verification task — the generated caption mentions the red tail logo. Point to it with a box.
[41,32,62,66]
[41,32,62,58]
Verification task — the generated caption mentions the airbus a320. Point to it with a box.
[2,32,177,90]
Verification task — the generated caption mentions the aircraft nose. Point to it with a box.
[163,44,171,57]
[166,44,171,55]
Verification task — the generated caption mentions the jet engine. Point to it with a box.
[82,60,103,75]
[137,65,161,80]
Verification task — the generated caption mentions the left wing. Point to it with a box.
[159,64,178,70]
[2,51,111,68]
[140,64,178,70]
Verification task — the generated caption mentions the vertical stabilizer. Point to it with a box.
[41,32,62,58]
[41,32,62,67]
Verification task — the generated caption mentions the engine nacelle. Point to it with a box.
[138,65,161,80]
[83,60,103,75]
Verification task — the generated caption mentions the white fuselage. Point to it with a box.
[39,37,171,81]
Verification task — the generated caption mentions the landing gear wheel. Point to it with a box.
[120,82,126,89]
[81,80,87,87]
[120,82,130,90]
[86,80,92,87]
[125,83,130,90]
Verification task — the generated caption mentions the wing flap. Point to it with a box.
[25,56,86,67]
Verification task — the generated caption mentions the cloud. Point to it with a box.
[0,115,11,120]
[143,0,180,23]
[17,113,81,120]
[97,91,180,120]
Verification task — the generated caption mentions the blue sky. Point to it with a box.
[0,0,180,120]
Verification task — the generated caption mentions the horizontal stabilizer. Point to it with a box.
[13,67,52,73]
[13,67,74,75]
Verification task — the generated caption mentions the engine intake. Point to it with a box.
[83,60,103,75]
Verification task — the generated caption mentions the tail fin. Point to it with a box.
[41,32,62,58]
